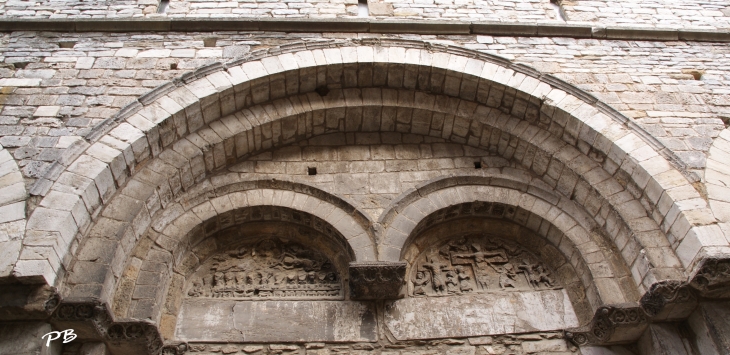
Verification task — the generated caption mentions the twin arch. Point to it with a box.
[16,39,725,343]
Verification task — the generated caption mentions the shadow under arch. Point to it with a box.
[73,175,377,314]
[116,204,358,334]
[398,204,594,325]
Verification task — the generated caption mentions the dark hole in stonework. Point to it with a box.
[358,0,369,17]
[720,116,730,128]
[315,86,329,97]
[170,63,178,70]
[203,38,218,47]
[13,62,29,69]
[683,69,704,80]
[474,161,482,169]
[308,167,317,175]
[157,0,169,13]
[550,0,568,21]
[58,41,76,49]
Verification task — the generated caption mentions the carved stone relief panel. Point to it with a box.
[185,238,342,300]
[409,234,561,297]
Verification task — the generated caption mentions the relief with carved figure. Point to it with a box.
[410,234,560,297]
[185,238,342,300]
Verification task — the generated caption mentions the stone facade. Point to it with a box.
[1,1,730,355]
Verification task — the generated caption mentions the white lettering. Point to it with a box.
[41,329,76,347]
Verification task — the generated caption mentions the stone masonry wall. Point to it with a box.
[0,0,729,30]
[239,132,503,219]
[562,0,730,29]
[0,32,727,197]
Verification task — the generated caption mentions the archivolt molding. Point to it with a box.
[698,129,730,296]
[379,176,635,306]
[19,39,722,301]
[706,129,730,241]
[69,176,375,307]
[56,92,679,300]
[144,177,375,261]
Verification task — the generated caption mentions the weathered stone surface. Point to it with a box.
[176,299,377,342]
[349,261,406,300]
[1,18,730,355]
[384,290,579,340]
[0,321,60,355]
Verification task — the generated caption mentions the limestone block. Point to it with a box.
[0,78,42,87]
[33,106,61,117]
[0,182,26,207]
[13,259,56,285]
[0,240,22,277]
[26,207,78,245]
[638,323,691,355]
[69,157,116,204]
[687,302,730,355]
[138,49,171,58]
[176,299,377,342]
[0,202,25,224]
[369,3,392,16]
[384,290,579,340]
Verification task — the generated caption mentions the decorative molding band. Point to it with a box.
[689,257,730,298]
[564,264,730,347]
[349,261,407,300]
[640,280,697,321]
[565,305,648,346]
[50,300,163,355]
[0,19,728,42]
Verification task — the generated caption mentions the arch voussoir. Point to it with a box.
[17,41,722,319]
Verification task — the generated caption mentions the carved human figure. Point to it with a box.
[409,236,566,296]
[412,270,431,295]
[268,272,278,285]
[456,266,473,292]
[213,272,225,291]
[325,272,336,283]
[518,259,539,289]
[298,272,308,284]
[476,273,491,290]
[188,280,203,297]
[534,265,555,288]
[182,238,345,300]
[236,272,247,287]
[499,263,518,289]
[421,253,448,294]
[247,272,261,285]
[225,272,236,288]
[445,269,460,294]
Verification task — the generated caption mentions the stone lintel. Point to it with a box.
[175,299,377,343]
[385,290,579,340]
[348,261,406,300]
